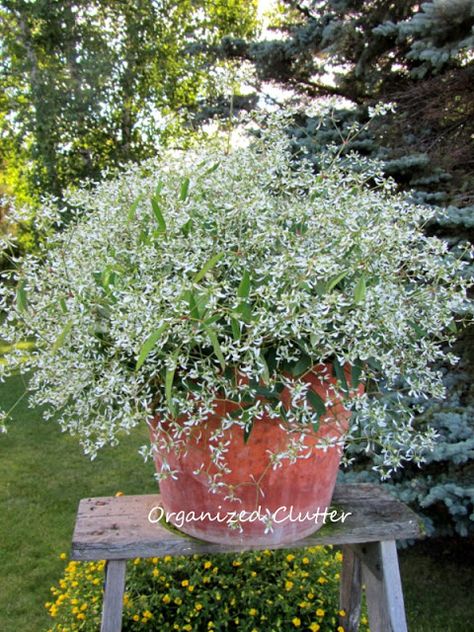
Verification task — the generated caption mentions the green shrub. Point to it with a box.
[46,546,369,631]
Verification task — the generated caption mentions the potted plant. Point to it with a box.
[0,113,470,544]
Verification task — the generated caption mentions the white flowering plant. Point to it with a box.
[0,114,471,480]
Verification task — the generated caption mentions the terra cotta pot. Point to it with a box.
[149,364,360,545]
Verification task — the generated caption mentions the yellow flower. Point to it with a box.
[195,603,203,611]
[162,595,171,604]
[335,551,343,562]
[285,580,294,591]
[251,571,257,577]
[143,610,153,619]
[337,627,345,632]
[59,553,67,560]
[80,603,88,611]
[286,554,295,562]
[249,608,257,616]
[317,576,328,584]
[292,617,301,627]
[361,616,368,625]
[232,560,242,566]
[183,626,192,631]
[187,585,195,592]
[152,557,159,564]
[132,614,140,622]
[338,609,346,617]
[115,491,124,496]
[309,624,320,632]
[307,592,315,600]
[208,623,215,629]
[302,557,309,564]
[174,597,182,605]
[204,561,212,569]
[164,555,172,563]
[133,558,140,565]
[316,608,325,617]
[181,579,189,587]
[76,613,85,621]
[152,568,159,577]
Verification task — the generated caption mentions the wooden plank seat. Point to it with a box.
[71,483,422,632]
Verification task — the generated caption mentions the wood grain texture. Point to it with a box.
[100,560,126,632]
[71,484,422,561]
[380,540,408,632]
[339,545,362,632]
[359,541,408,632]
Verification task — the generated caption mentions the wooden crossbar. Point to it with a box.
[70,483,422,631]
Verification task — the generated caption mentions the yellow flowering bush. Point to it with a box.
[46,547,370,631]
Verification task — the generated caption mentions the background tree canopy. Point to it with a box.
[0,0,257,198]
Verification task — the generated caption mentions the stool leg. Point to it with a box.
[339,545,362,632]
[360,541,408,632]
[101,560,127,632]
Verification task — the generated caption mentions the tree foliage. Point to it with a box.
[0,0,257,196]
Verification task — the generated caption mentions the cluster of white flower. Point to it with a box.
[0,116,471,480]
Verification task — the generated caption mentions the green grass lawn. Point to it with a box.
[0,374,155,631]
[1,374,473,631]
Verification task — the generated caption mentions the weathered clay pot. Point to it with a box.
[150,364,360,545]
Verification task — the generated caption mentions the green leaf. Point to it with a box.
[180,219,193,237]
[315,281,327,297]
[59,298,68,315]
[51,321,73,354]
[290,353,312,377]
[351,358,364,389]
[408,320,428,339]
[230,317,241,341]
[326,270,349,293]
[243,420,254,444]
[204,326,225,371]
[333,357,349,393]
[165,363,176,416]
[204,162,220,176]
[306,390,327,417]
[255,385,279,401]
[203,314,220,326]
[127,195,142,222]
[135,324,168,371]
[16,280,27,313]
[180,177,190,201]
[237,270,251,299]
[151,197,166,233]
[260,353,270,384]
[354,274,367,304]
[186,291,201,320]
[233,301,252,323]
[448,320,458,334]
[193,252,224,284]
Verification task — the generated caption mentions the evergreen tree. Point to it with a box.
[222,0,474,536]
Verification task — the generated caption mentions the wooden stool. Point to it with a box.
[71,483,422,632]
